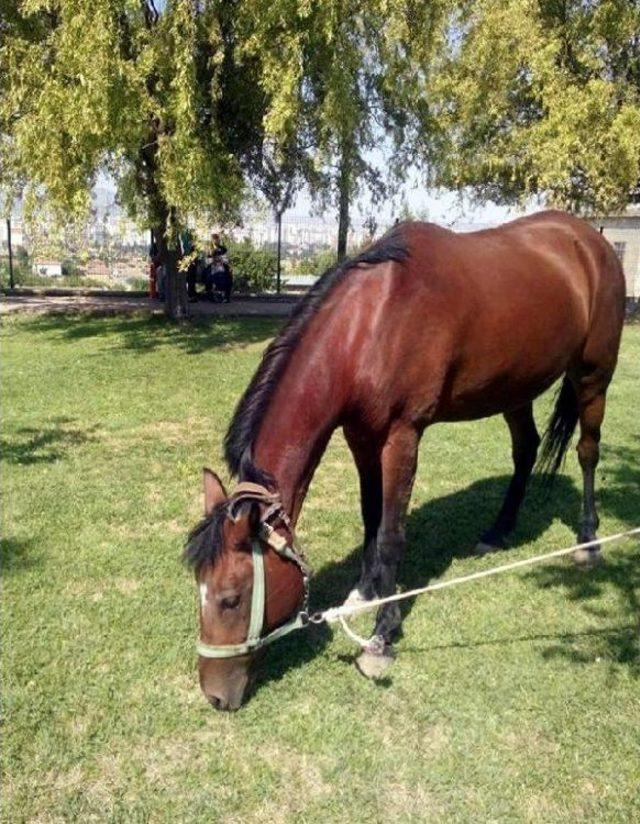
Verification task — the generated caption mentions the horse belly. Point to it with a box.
[433,283,586,422]
[437,368,564,421]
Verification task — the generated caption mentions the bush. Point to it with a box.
[288,246,337,277]
[0,259,33,288]
[61,259,81,277]
[126,277,150,292]
[227,240,277,293]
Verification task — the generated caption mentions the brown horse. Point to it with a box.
[186,210,625,709]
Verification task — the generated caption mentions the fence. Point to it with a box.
[0,199,379,293]
[0,214,151,292]
[4,188,639,297]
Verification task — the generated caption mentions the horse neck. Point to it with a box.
[251,338,345,525]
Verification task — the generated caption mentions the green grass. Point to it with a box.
[2,313,639,823]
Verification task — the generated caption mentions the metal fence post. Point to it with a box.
[6,218,15,289]
[276,211,282,294]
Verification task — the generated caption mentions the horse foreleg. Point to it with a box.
[371,424,420,645]
[343,427,383,604]
[476,403,540,555]
[355,424,420,679]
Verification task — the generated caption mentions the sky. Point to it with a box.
[283,141,536,230]
[288,168,534,231]
[92,168,534,233]
[5,153,534,235]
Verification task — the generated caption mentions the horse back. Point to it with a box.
[343,212,625,425]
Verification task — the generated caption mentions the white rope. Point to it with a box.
[316,528,640,645]
[337,614,372,648]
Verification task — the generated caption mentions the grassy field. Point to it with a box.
[2,312,639,823]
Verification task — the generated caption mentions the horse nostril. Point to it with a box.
[208,694,226,710]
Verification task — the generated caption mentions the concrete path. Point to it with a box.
[1,293,297,318]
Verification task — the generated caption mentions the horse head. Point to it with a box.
[185,469,307,710]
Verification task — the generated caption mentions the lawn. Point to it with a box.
[2,312,639,823]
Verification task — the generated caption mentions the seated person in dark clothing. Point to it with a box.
[210,233,227,259]
[204,233,233,302]
[211,267,233,302]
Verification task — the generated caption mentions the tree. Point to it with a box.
[429,0,640,213]
[305,4,418,260]
[1,0,453,316]
[249,138,312,290]
[1,1,244,318]
[241,1,449,259]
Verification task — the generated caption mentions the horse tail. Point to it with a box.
[536,375,579,477]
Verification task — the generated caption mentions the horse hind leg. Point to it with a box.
[475,403,540,555]
[572,379,608,566]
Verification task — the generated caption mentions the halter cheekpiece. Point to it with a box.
[196,482,312,659]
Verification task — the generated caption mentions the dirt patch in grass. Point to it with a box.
[382,781,444,822]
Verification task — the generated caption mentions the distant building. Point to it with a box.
[227,212,371,254]
[32,260,62,277]
[590,206,640,299]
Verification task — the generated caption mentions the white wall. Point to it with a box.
[591,216,640,298]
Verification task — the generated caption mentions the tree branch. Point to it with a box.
[141,0,159,29]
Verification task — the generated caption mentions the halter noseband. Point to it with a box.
[196,484,311,659]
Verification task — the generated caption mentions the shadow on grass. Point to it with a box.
[254,472,593,696]
[0,537,38,576]
[0,418,98,465]
[20,313,281,355]
[598,443,640,525]
[528,557,640,674]
[253,452,640,696]
[522,441,640,673]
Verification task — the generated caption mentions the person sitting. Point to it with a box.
[204,233,233,302]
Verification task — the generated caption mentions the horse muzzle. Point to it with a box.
[199,655,252,711]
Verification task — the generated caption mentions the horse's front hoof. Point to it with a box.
[355,650,394,680]
[573,546,602,568]
[355,636,395,680]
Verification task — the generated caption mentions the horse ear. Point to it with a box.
[203,468,227,516]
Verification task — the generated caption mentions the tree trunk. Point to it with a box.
[154,212,189,321]
[337,147,352,261]
[164,246,189,321]
[140,130,189,320]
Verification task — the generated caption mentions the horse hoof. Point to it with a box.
[355,650,394,680]
[355,635,394,679]
[474,541,500,556]
[573,546,603,568]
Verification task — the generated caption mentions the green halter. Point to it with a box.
[196,521,311,659]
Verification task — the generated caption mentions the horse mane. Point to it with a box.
[223,224,409,481]
[184,499,256,571]
[183,504,227,571]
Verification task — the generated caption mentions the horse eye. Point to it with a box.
[220,594,241,611]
